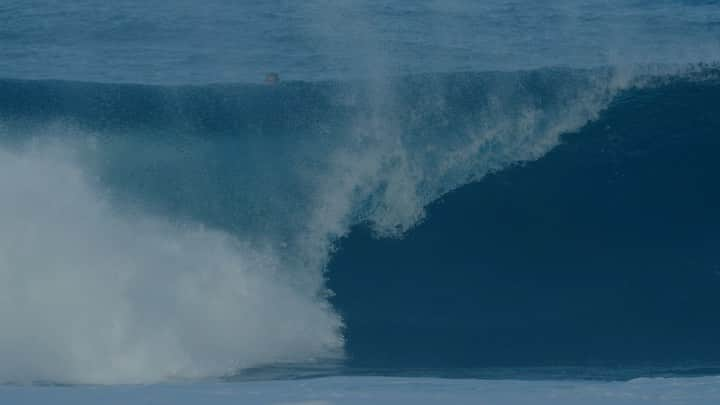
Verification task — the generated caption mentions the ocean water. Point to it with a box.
[1,0,720,403]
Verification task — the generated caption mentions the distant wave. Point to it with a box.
[0,64,717,384]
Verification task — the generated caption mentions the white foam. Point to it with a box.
[0,142,342,384]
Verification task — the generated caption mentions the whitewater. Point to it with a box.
[1,0,719,403]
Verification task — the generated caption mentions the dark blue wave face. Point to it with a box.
[329,76,720,373]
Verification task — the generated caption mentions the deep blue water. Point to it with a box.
[0,0,719,385]
[329,76,720,371]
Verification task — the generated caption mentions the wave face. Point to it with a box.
[329,71,720,371]
[0,66,718,383]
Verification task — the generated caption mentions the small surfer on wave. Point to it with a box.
[265,72,280,85]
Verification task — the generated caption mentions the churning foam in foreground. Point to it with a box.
[0,142,342,384]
